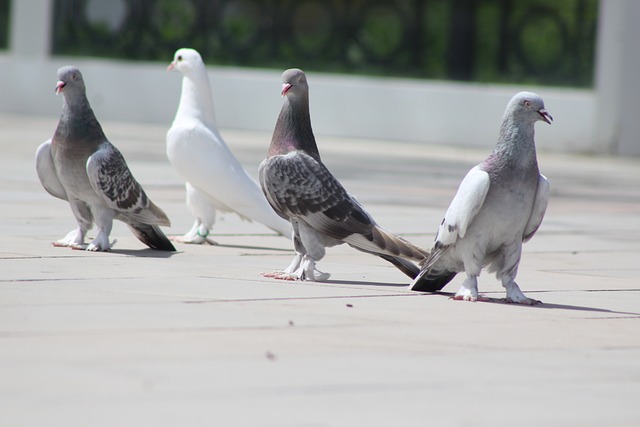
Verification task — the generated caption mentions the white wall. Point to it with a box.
[1,0,637,155]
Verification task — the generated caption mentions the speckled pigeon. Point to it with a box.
[36,66,175,251]
[259,68,428,281]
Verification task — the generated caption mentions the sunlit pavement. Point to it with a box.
[1,113,639,426]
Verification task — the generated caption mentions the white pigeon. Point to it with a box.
[410,91,552,304]
[166,48,292,244]
[259,68,428,281]
[36,66,175,252]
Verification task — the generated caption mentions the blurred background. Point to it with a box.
[0,0,639,155]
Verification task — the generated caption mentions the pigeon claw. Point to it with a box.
[451,294,492,303]
[170,234,218,245]
[260,271,298,281]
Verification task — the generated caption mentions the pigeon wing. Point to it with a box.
[260,151,373,240]
[436,166,490,247]
[523,174,550,242]
[35,139,68,201]
[86,142,169,226]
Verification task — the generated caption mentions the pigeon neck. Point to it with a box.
[55,94,105,143]
[269,94,320,159]
[493,116,537,163]
[175,71,217,129]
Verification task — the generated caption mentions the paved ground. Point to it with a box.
[1,113,639,427]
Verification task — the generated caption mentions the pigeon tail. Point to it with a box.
[347,225,428,261]
[377,255,421,279]
[127,223,176,251]
[410,268,457,292]
[409,245,456,291]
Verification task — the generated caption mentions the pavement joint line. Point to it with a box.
[181,293,423,304]
[0,323,358,339]
[0,277,148,283]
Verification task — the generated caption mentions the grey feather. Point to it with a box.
[259,68,427,281]
[411,91,552,304]
[36,66,174,251]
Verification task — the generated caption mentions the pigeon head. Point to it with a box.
[506,92,553,125]
[167,48,204,75]
[281,68,308,98]
[55,66,86,97]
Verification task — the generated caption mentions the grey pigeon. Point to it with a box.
[166,48,291,244]
[410,91,551,304]
[259,68,428,281]
[35,66,175,251]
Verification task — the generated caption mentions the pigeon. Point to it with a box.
[35,66,175,252]
[410,91,552,304]
[259,68,428,281]
[166,48,292,244]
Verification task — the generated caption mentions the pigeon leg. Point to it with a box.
[86,216,114,251]
[453,275,480,301]
[171,219,217,245]
[53,227,87,249]
[502,280,541,305]
[261,253,303,280]
[262,255,330,282]
[283,253,303,274]
[172,183,218,245]
[299,255,330,281]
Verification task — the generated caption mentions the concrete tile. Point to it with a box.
[1,114,639,427]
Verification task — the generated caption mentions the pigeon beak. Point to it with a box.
[167,62,176,71]
[281,83,292,97]
[538,109,553,124]
[55,80,66,95]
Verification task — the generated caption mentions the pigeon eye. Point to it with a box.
[524,100,531,107]
[177,55,183,61]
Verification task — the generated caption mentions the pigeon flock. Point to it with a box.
[36,49,552,305]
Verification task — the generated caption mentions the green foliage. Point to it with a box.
[0,0,9,50]
[50,0,598,88]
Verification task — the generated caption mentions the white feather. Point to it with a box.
[437,166,490,246]
[35,139,68,201]
[167,48,291,238]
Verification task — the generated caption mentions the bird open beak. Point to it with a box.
[538,109,553,124]
[167,62,176,71]
[281,83,292,96]
[55,80,66,95]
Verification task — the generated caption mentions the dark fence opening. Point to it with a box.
[0,0,10,50]
[51,0,598,87]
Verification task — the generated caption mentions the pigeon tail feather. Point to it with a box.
[410,268,457,292]
[377,255,421,279]
[366,225,428,261]
[127,223,176,251]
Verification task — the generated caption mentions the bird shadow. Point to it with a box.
[215,243,293,252]
[326,279,411,287]
[422,291,640,316]
[108,248,180,258]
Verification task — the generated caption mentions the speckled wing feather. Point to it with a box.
[86,142,170,226]
[259,151,373,240]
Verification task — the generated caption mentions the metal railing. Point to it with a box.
[51,0,598,87]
